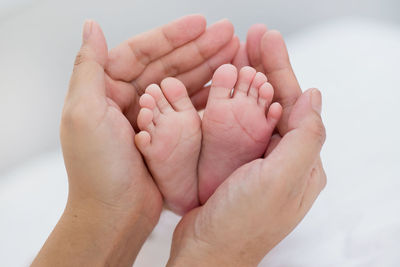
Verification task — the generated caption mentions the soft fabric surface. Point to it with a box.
[1,18,399,266]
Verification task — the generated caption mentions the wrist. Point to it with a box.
[32,196,160,267]
[65,199,154,263]
[167,241,258,267]
[167,211,258,267]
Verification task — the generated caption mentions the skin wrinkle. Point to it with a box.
[201,116,262,159]
[127,40,149,72]
[298,168,315,211]
[192,39,210,65]
[36,16,328,266]
[166,27,326,267]
[123,24,206,92]
[180,43,215,95]
[127,23,184,73]
[131,23,234,97]
[158,57,182,79]
[159,26,178,60]
[148,122,182,162]
[231,103,270,145]
[179,38,240,97]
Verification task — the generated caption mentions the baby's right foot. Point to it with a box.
[198,64,282,203]
[135,78,201,215]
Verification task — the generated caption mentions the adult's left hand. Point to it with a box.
[105,14,239,128]
[33,15,239,266]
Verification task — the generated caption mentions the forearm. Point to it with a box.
[32,199,157,267]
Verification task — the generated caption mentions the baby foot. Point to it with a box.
[198,64,282,204]
[135,78,201,215]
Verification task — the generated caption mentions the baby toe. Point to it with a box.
[258,82,274,110]
[233,66,256,97]
[209,64,238,100]
[145,84,173,114]
[160,77,195,112]
[248,72,268,100]
[137,108,155,133]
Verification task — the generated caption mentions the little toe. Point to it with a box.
[266,102,283,127]
[248,72,268,100]
[137,108,155,133]
[135,131,151,154]
[258,82,274,110]
[145,84,173,114]
[233,66,256,97]
[160,77,195,112]
[208,64,238,100]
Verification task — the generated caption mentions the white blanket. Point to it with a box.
[1,18,400,266]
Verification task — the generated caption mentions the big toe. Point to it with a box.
[208,64,238,100]
[160,77,194,112]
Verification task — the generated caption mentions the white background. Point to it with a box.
[1,1,400,266]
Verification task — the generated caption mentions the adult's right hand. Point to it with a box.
[167,30,327,267]
[234,25,327,211]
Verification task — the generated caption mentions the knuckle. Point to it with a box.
[61,104,87,130]
[159,58,181,77]
[133,46,152,67]
[74,52,86,67]
[309,164,327,192]
[166,64,180,77]
[307,116,326,146]
[73,47,90,67]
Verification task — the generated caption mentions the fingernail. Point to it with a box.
[311,89,322,114]
[82,20,93,42]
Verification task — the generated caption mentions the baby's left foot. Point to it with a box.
[135,78,201,215]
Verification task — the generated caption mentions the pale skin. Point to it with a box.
[167,25,327,267]
[168,88,326,266]
[105,15,239,130]
[135,79,202,215]
[135,64,282,213]
[32,17,327,267]
[197,64,282,203]
[32,15,239,266]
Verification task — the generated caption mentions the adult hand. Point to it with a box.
[167,30,327,267]
[33,15,238,266]
[105,14,239,129]
[233,25,327,213]
[235,25,326,201]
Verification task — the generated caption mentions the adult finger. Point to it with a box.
[263,89,326,187]
[261,30,302,135]
[106,14,207,81]
[67,20,108,106]
[246,24,267,72]
[177,36,239,97]
[232,42,250,70]
[133,19,234,95]
[105,76,140,129]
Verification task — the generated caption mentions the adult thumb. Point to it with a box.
[266,88,326,184]
[67,20,108,102]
